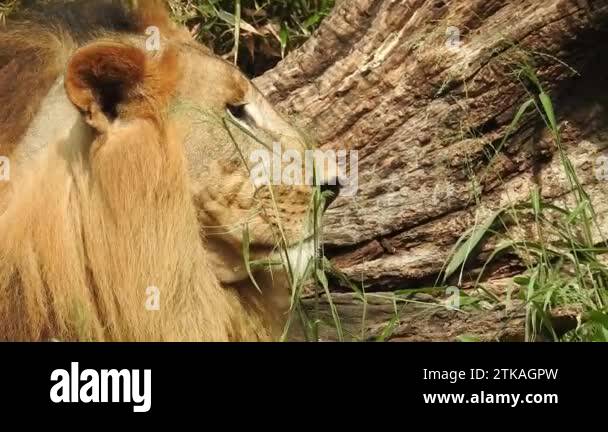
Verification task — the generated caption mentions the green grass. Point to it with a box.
[168,0,335,75]
[444,63,608,342]
[0,0,19,24]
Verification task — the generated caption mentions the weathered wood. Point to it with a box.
[293,288,581,341]
[293,292,528,342]
[255,0,608,291]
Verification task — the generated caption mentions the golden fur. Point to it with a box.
[0,1,322,341]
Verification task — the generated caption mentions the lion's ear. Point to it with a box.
[65,42,179,132]
[65,42,146,130]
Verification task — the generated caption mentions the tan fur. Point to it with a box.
[1,117,231,340]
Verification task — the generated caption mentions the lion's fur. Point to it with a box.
[0,1,294,341]
[0,117,256,341]
[0,26,70,158]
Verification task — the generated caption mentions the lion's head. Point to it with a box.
[0,0,340,341]
[170,40,339,286]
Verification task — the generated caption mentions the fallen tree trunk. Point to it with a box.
[255,0,608,340]
[293,291,578,341]
[293,292,527,342]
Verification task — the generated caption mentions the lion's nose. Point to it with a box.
[320,180,341,210]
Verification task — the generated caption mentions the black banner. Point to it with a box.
[0,343,603,418]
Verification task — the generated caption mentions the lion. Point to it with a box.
[0,0,340,341]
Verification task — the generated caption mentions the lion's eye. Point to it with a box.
[227,103,248,121]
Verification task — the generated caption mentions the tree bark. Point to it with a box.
[255,0,608,340]
[296,292,529,342]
